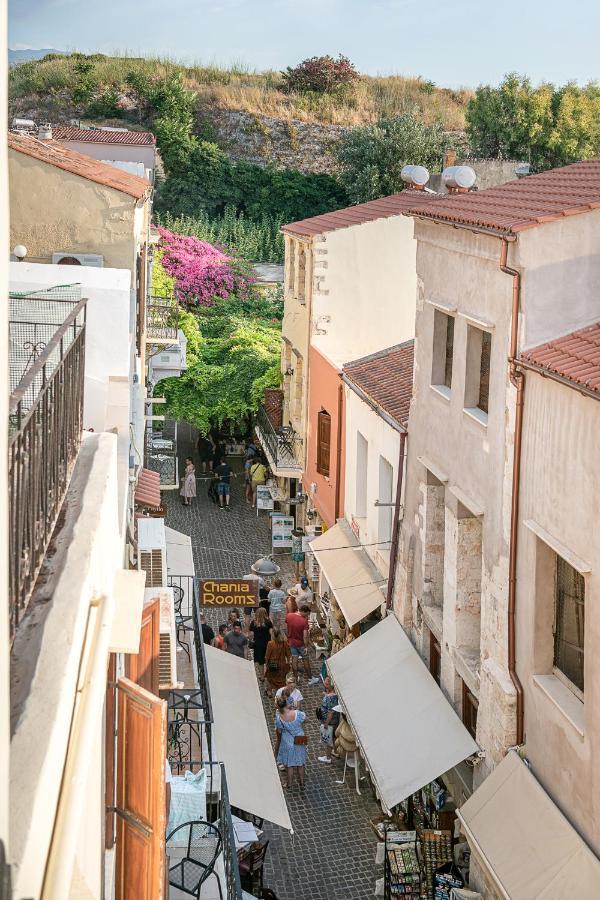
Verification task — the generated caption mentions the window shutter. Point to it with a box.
[127,596,161,697]
[139,549,164,588]
[317,410,331,477]
[115,677,167,900]
[105,653,117,849]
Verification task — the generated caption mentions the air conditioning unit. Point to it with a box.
[144,586,178,690]
[137,517,166,588]
[52,252,104,267]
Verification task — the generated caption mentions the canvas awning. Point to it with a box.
[134,467,161,510]
[458,750,600,899]
[327,615,478,811]
[310,523,385,627]
[205,646,293,832]
[109,569,147,653]
[165,526,195,577]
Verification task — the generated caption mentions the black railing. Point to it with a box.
[8,299,87,639]
[256,404,302,470]
[146,295,179,344]
[219,763,244,900]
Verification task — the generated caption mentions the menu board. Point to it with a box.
[272,513,294,549]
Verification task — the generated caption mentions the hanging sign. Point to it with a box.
[199,579,258,608]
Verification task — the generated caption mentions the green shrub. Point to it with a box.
[157,208,285,263]
[281,54,359,96]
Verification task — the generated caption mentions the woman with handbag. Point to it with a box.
[317,676,340,764]
[263,628,291,697]
[275,697,307,789]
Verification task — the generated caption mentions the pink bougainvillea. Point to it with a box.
[158,228,252,306]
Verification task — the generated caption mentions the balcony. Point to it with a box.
[146,295,180,345]
[255,404,303,477]
[8,285,87,639]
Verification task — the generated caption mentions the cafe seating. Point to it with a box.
[238,839,269,895]
[167,820,223,899]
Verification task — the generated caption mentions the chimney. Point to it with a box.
[37,123,53,141]
[443,148,457,169]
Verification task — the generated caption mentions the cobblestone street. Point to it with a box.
[164,426,381,900]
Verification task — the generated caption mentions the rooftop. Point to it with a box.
[8,132,151,200]
[521,323,600,396]
[51,125,155,146]
[343,340,415,428]
[282,191,434,237]
[405,159,600,235]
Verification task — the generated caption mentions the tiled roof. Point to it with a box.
[343,340,415,428]
[282,191,435,237]
[52,125,155,146]
[8,132,151,200]
[521,323,600,395]
[135,468,162,510]
[405,159,600,235]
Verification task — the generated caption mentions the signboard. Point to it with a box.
[199,579,258,608]
[256,484,274,511]
[271,514,294,550]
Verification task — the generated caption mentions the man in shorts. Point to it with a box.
[285,604,311,680]
[214,458,232,510]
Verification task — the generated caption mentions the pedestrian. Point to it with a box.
[214,623,227,650]
[243,454,254,505]
[317,676,340,764]
[249,457,268,507]
[243,570,265,605]
[200,612,215,647]
[179,458,196,506]
[264,627,291,697]
[224,620,248,658]
[268,578,287,632]
[286,604,312,681]
[226,609,240,631]
[275,698,307,790]
[249,607,273,681]
[285,591,298,616]
[275,673,303,709]
[196,434,215,473]
[242,604,253,636]
[288,575,314,610]
[214,457,233,510]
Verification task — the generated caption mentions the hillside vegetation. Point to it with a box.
[8,52,470,130]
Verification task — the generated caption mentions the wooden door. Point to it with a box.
[115,677,167,900]
[105,653,117,849]
[127,596,160,696]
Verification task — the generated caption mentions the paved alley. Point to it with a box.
[164,426,381,900]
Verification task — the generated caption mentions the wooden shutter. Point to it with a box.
[115,677,167,900]
[316,410,331,477]
[127,596,161,697]
[139,549,164,587]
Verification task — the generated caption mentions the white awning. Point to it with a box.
[310,523,385,627]
[458,750,600,899]
[165,525,195,576]
[205,646,293,832]
[109,569,146,653]
[327,615,478,811]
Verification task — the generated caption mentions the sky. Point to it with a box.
[9,0,600,88]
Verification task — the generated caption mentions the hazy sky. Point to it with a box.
[9,0,599,88]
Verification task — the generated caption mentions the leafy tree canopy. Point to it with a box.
[334,113,446,204]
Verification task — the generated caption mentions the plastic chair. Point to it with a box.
[167,820,223,899]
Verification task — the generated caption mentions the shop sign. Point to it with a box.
[256,484,274,511]
[271,513,294,549]
[199,579,258,608]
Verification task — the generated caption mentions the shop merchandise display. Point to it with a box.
[421,830,453,900]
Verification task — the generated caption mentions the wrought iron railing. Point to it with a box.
[256,404,302,470]
[146,295,179,344]
[219,763,244,899]
[8,299,87,639]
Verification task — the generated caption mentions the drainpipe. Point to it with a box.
[500,238,525,746]
[386,431,407,610]
[334,381,344,520]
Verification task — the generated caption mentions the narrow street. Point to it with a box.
[165,425,381,900]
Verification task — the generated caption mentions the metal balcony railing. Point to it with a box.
[256,404,302,471]
[8,297,87,640]
[146,295,179,344]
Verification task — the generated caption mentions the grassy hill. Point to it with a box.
[8,52,470,131]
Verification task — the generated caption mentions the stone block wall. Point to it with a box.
[418,481,446,606]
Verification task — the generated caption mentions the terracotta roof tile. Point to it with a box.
[405,159,600,234]
[521,323,600,394]
[52,125,155,146]
[282,191,434,237]
[9,132,151,200]
[135,468,162,509]
[343,341,415,427]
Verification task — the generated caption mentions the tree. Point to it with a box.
[281,55,359,96]
[334,113,446,204]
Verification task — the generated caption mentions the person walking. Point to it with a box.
[288,575,314,610]
[285,605,311,680]
[275,699,307,790]
[196,434,215,473]
[268,578,287,632]
[214,623,227,650]
[275,673,303,709]
[224,620,248,658]
[180,458,196,506]
[317,676,340,764]
[214,457,233,510]
[249,607,273,682]
[264,628,291,697]
[249,457,268,507]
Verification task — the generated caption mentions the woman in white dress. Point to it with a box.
[180,457,197,506]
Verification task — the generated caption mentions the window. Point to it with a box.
[316,409,331,477]
[462,680,478,739]
[554,556,585,694]
[431,310,455,391]
[378,455,394,543]
[464,326,492,418]
[297,244,306,304]
[355,432,368,517]
[429,631,441,685]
